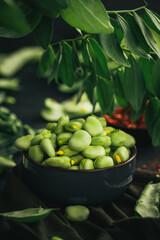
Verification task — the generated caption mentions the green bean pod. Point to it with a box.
[40,138,55,157]
[14,134,34,150]
[65,205,90,222]
[45,156,71,168]
[82,146,105,159]
[94,156,114,169]
[28,145,44,163]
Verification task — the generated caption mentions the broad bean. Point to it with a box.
[45,156,71,168]
[83,116,103,136]
[57,145,78,157]
[64,121,82,132]
[54,115,69,134]
[113,146,130,164]
[79,158,94,170]
[94,156,114,169]
[68,130,91,151]
[46,122,57,132]
[57,132,72,146]
[14,135,34,150]
[40,139,55,157]
[91,136,111,148]
[82,146,105,159]
[65,205,90,222]
[28,145,44,163]
[31,130,51,146]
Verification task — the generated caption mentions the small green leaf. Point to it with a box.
[142,9,160,35]
[81,39,92,67]
[60,0,114,34]
[0,0,30,37]
[114,70,129,107]
[48,44,62,84]
[33,16,54,49]
[96,77,114,114]
[117,14,149,59]
[110,18,123,44]
[145,97,160,137]
[124,55,145,112]
[151,58,160,99]
[72,42,80,69]
[0,207,59,223]
[38,45,55,77]
[135,182,160,218]
[125,13,150,53]
[89,38,110,80]
[98,32,130,67]
[138,57,155,95]
[133,12,160,58]
[59,42,74,87]
[131,96,147,123]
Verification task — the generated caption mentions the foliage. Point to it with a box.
[1,0,160,146]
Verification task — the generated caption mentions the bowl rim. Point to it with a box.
[23,145,137,173]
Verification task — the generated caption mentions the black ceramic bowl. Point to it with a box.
[23,146,137,206]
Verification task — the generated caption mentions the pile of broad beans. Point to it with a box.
[14,115,135,170]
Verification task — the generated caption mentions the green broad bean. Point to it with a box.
[45,156,71,168]
[97,117,107,127]
[70,154,84,165]
[94,156,114,169]
[109,130,125,147]
[113,146,130,164]
[14,135,34,151]
[54,115,69,134]
[82,146,105,159]
[68,130,91,151]
[104,126,115,134]
[51,237,63,240]
[50,133,57,149]
[31,130,51,146]
[105,147,111,155]
[119,130,136,148]
[65,205,90,222]
[57,132,72,146]
[40,139,55,157]
[57,145,78,157]
[28,145,44,163]
[79,158,94,170]
[69,165,79,170]
[64,121,82,132]
[0,156,16,174]
[83,116,103,136]
[98,130,107,136]
[91,136,111,148]
[71,118,85,125]
[46,122,57,132]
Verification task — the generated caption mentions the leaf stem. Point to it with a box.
[107,2,148,15]
[51,34,91,47]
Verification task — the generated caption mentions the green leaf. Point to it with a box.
[89,38,110,80]
[142,9,160,35]
[59,42,74,87]
[0,0,30,37]
[110,18,123,44]
[152,116,160,146]
[151,58,160,99]
[17,1,42,35]
[85,76,94,104]
[114,69,129,107]
[60,0,114,34]
[33,16,54,49]
[48,44,62,84]
[96,77,114,114]
[130,96,147,123]
[125,13,150,53]
[117,14,150,59]
[38,45,55,77]
[138,57,155,95]
[24,0,67,17]
[133,12,160,58]
[81,39,92,67]
[135,182,160,218]
[72,42,80,69]
[98,32,130,67]
[124,55,145,112]
[0,207,59,223]
[145,97,160,137]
